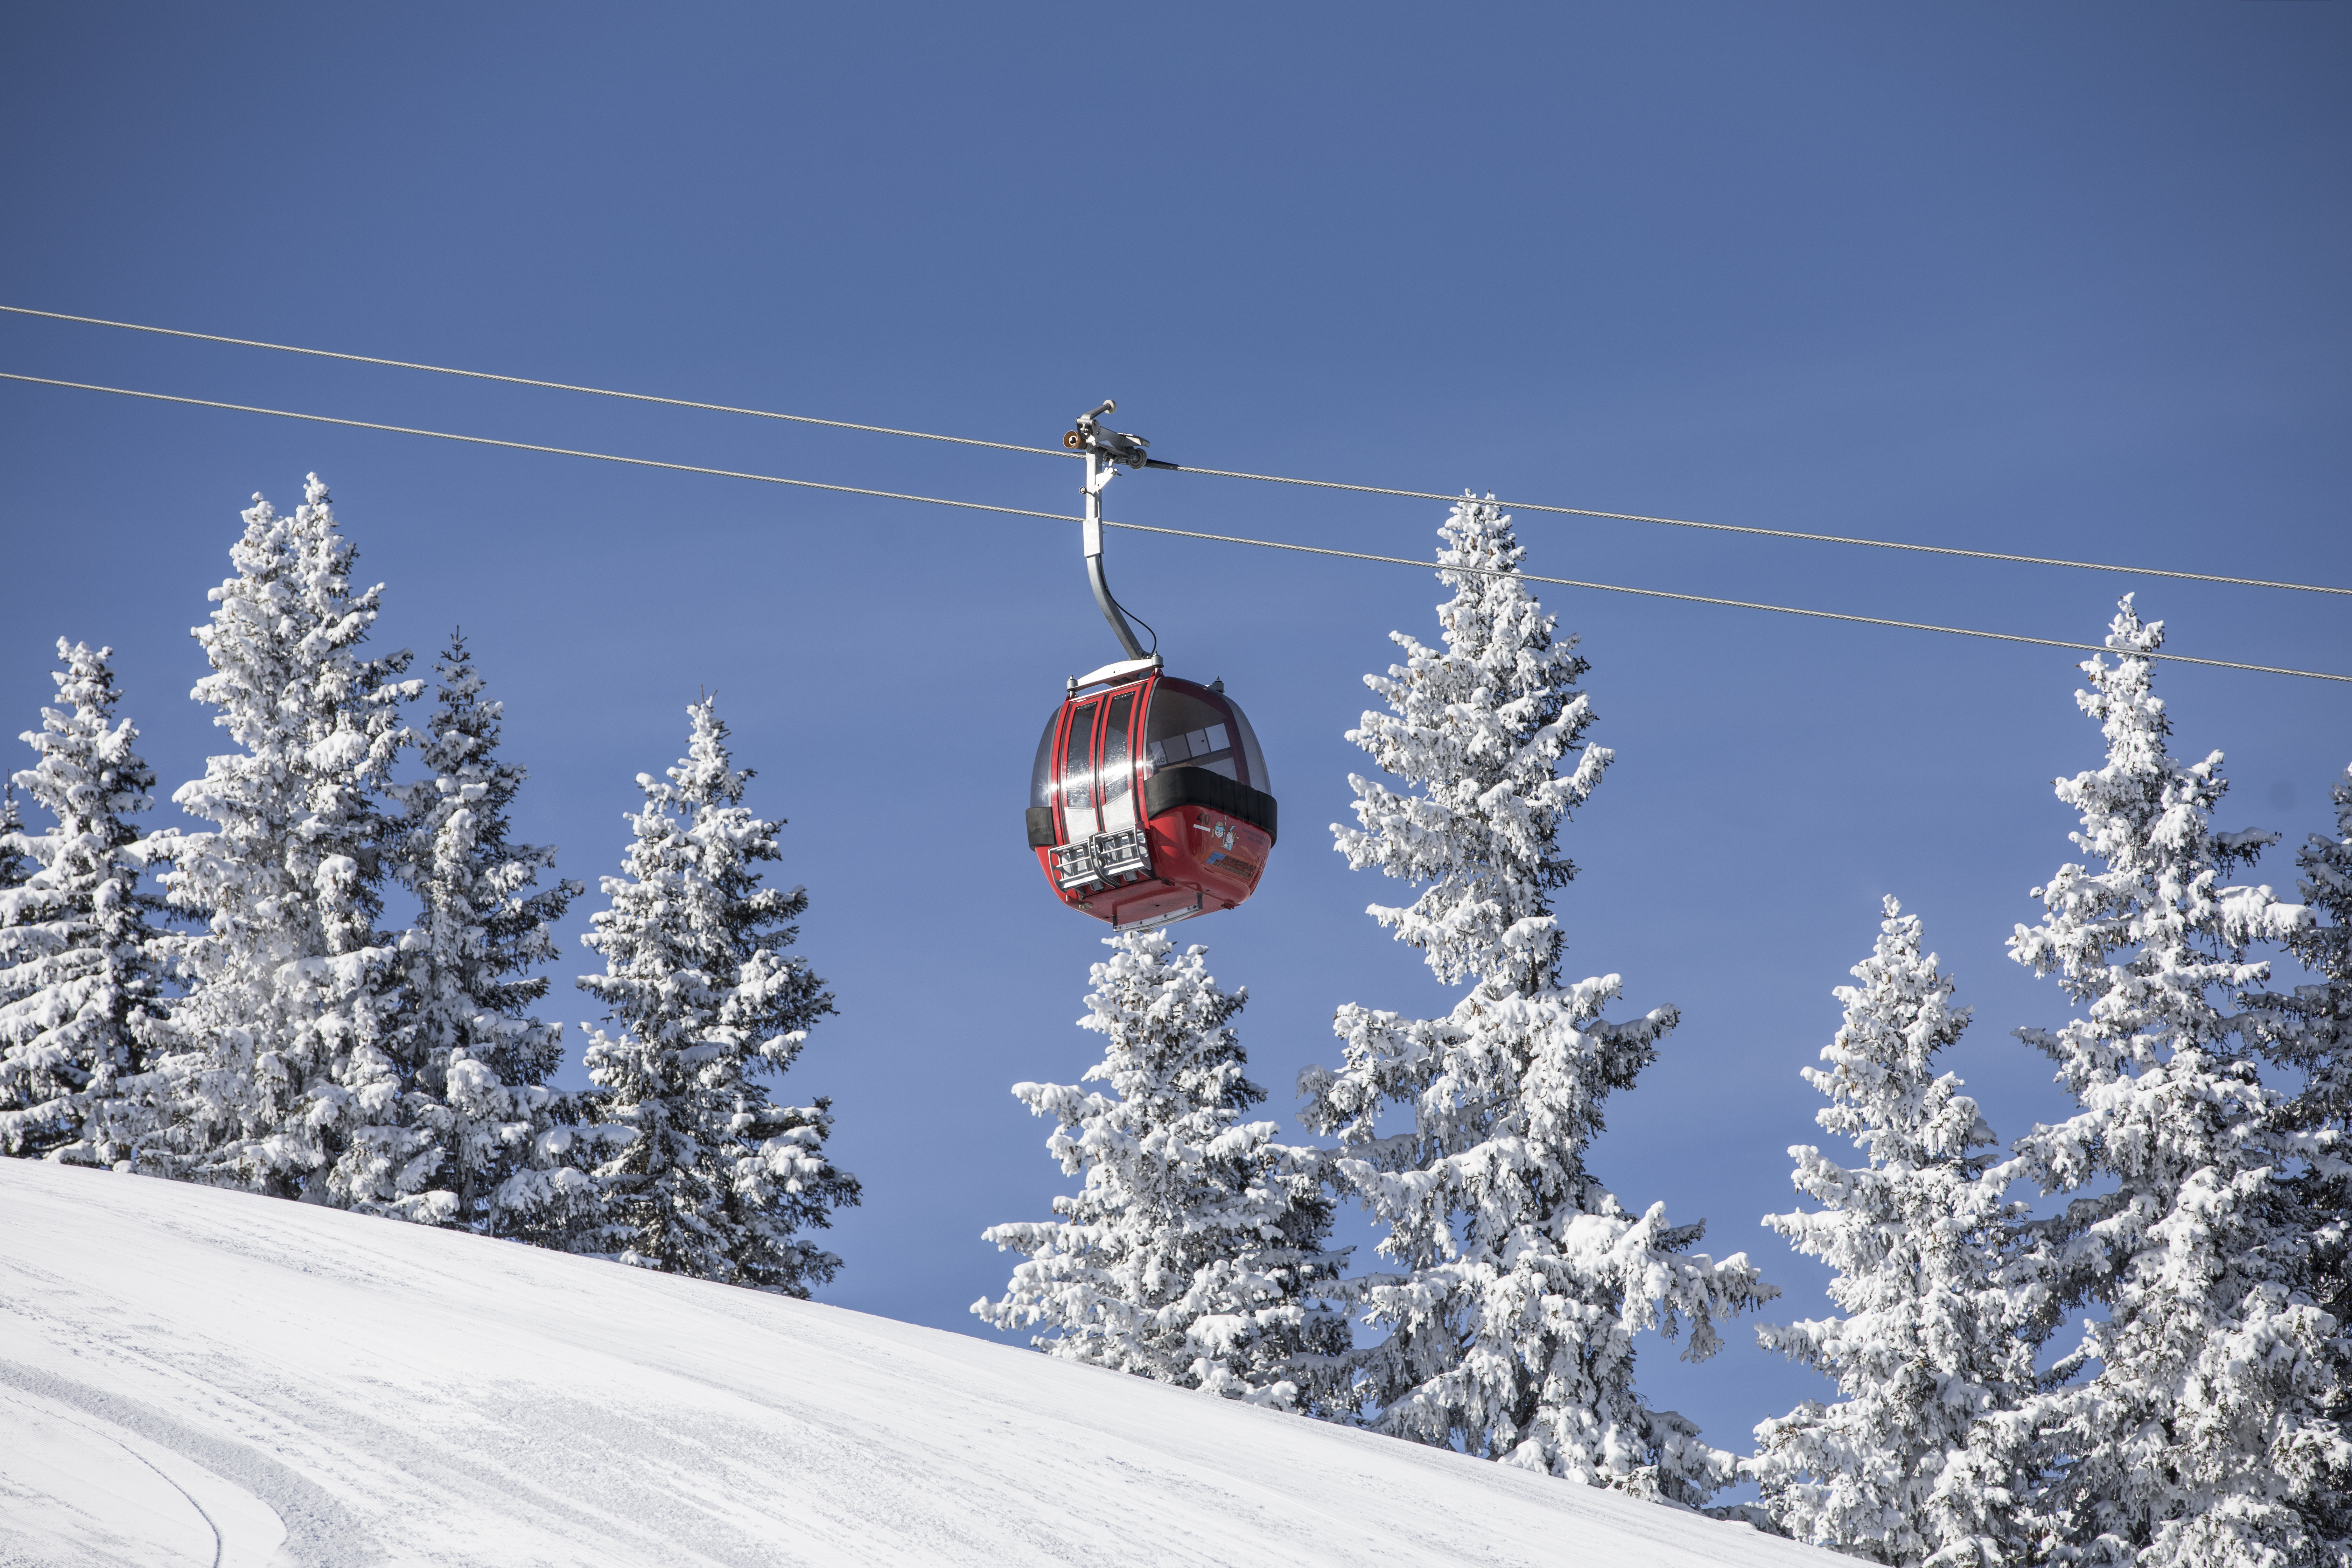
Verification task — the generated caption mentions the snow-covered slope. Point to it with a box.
[0,1162,1815,1567]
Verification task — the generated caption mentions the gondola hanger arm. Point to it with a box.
[1068,399,1162,664]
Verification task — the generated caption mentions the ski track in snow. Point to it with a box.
[0,1162,1821,1566]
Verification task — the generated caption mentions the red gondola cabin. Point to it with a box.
[1026,666,1277,930]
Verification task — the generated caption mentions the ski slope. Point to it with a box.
[0,1161,1817,1567]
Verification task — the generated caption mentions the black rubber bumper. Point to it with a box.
[1143,769,1278,844]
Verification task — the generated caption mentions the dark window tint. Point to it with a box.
[1100,692,1134,802]
[1062,700,1098,809]
[1031,707,1062,809]
[1226,699,1270,795]
[1145,683,1251,788]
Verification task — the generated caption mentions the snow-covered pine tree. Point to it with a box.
[0,787,27,896]
[389,632,591,1242]
[0,788,29,1011]
[0,790,23,1140]
[0,642,174,1164]
[1749,897,2034,1566]
[974,930,1348,1408]
[2245,764,2352,1555]
[1300,496,1772,1505]
[575,696,858,1294]
[1990,598,2343,1567]
[149,477,424,1203]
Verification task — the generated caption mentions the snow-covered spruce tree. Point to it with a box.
[149,477,424,1203]
[0,642,174,1164]
[1300,497,1772,1505]
[388,632,591,1242]
[1988,598,2343,1568]
[2245,764,2352,1554]
[974,930,1349,1408]
[1749,897,2035,1566]
[575,696,858,1293]
[0,788,31,1014]
[0,790,28,1096]
[0,788,27,897]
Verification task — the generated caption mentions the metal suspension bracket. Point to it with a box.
[1065,399,1176,472]
[1065,400,1177,663]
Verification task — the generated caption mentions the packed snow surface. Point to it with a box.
[0,1162,1817,1566]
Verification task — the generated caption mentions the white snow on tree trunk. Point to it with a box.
[1987,597,2342,1567]
[575,695,858,1294]
[147,477,425,1205]
[1300,496,1772,1507]
[387,632,590,1243]
[1748,896,2035,1566]
[0,642,173,1165]
[975,930,1348,1408]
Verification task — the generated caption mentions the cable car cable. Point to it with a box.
[1096,517,2350,685]
[6,302,2347,600]
[1,368,2343,686]
[1151,464,2352,599]
[0,370,1082,523]
[0,303,1057,459]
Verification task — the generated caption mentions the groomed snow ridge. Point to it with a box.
[0,1161,1819,1567]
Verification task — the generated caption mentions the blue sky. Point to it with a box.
[3,2,2347,1482]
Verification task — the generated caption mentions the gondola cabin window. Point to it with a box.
[1144,683,1268,791]
[1062,700,1099,812]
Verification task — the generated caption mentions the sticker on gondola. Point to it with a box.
[1206,850,1261,882]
